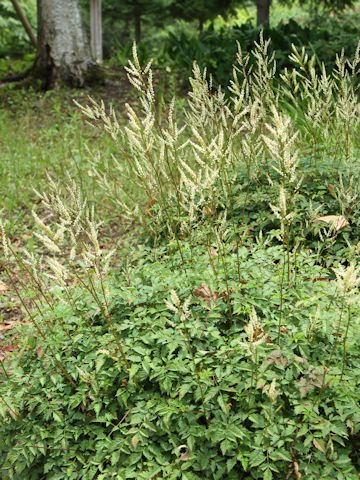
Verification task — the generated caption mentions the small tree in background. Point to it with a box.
[101,0,172,44]
[256,0,271,26]
[169,0,238,32]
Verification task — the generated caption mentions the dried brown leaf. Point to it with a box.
[293,461,302,480]
[2,344,17,352]
[145,198,157,212]
[327,184,336,197]
[312,277,329,283]
[314,215,349,231]
[266,350,288,366]
[298,377,313,398]
[193,284,219,302]
[202,204,216,216]
[37,346,44,358]
[177,444,190,461]
[0,322,16,332]
[0,344,18,361]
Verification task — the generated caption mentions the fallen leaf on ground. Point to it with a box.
[0,344,18,361]
[0,281,8,293]
[314,215,349,231]
[1,344,18,352]
[0,322,17,331]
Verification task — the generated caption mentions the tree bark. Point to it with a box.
[35,0,96,89]
[256,0,271,27]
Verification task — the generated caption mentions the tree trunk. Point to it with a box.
[90,0,103,62]
[134,8,141,44]
[256,0,271,27]
[198,18,204,33]
[35,0,96,89]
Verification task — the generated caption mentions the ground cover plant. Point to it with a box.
[1,36,360,479]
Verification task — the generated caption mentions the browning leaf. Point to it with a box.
[313,438,326,453]
[176,444,191,461]
[293,461,302,480]
[37,346,44,358]
[131,435,140,448]
[266,350,288,366]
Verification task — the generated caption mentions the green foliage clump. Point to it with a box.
[1,244,360,479]
[168,0,238,32]
[161,14,360,85]
[0,0,36,57]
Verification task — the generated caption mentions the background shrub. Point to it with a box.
[159,14,360,86]
[0,0,36,58]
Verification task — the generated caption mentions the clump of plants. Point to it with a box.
[1,38,360,479]
[1,243,360,479]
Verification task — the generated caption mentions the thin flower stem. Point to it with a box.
[277,249,286,343]
[0,359,9,379]
[340,305,352,381]
[0,393,18,418]
[74,269,129,371]
[3,265,76,387]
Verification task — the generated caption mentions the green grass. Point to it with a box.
[0,93,124,328]
[0,91,113,236]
